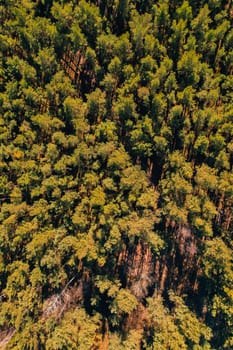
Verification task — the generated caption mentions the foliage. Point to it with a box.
[0,0,232,349]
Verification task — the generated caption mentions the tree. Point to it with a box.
[129,10,152,58]
[74,0,102,46]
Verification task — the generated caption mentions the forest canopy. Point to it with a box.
[0,0,232,349]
